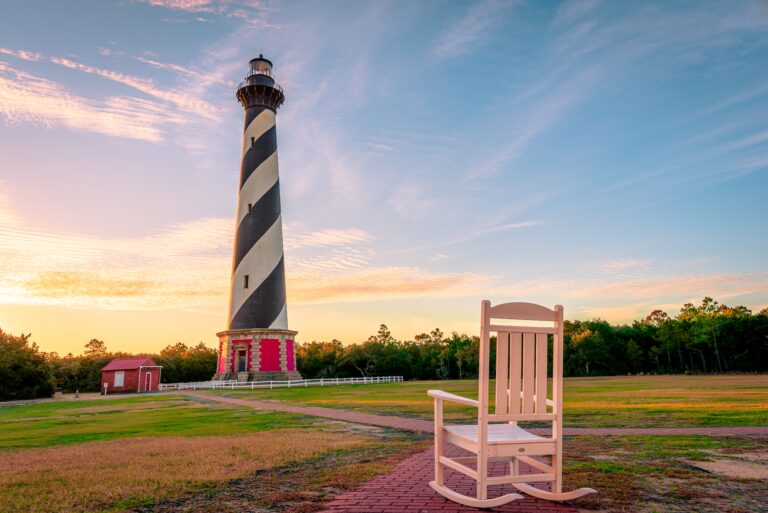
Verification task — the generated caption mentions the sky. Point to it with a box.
[0,0,767,356]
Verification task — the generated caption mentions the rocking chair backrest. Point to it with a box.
[478,301,564,423]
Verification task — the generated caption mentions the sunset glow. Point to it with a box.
[1,1,766,355]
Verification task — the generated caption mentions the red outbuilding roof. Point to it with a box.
[101,358,159,371]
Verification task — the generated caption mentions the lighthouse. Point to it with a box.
[214,55,301,381]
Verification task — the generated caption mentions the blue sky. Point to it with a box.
[0,0,766,354]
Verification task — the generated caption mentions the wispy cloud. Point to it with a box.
[283,224,372,250]
[0,45,229,146]
[460,64,601,184]
[570,273,768,301]
[0,61,172,142]
[431,0,515,59]
[0,184,491,309]
[553,0,601,26]
[134,55,218,84]
[50,56,221,120]
[136,0,275,26]
[0,47,43,61]
[289,266,492,304]
[138,0,220,12]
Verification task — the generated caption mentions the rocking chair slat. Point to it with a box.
[509,332,522,415]
[495,331,509,414]
[535,333,548,413]
[489,325,557,334]
[522,333,536,414]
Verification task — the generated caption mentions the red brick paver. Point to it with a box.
[319,445,579,513]
[182,391,768,436]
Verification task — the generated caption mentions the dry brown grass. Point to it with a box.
[0,430,368,513]
[563,436,768,513]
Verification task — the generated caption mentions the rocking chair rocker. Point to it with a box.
[428,300,596,508]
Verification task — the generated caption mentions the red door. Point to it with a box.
[145,372,152,391]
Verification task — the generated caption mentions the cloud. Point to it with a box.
[460,65,600,184]
[0,47,43,61]
[0,61,172,142]
[571,273,768,301]
[432,0,515,59]
[25,272,153,298]
[136,0,222,13]
[136,0,274,26]
[0,45,232,148]
[288,264,493,304]
[135,55,217,83]
[283,224,372,250]
[98,47,124,57]
[553,0,601,25]
[50,56,221,120]
[0,184,489,310]
[599,258,652,273]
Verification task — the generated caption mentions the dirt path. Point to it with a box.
[180,391,768,436]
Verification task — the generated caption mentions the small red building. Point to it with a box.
[101,358,162,394]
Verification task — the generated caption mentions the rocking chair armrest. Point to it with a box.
[427,390,479,407]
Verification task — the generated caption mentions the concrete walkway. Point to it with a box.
[181,391,768,436]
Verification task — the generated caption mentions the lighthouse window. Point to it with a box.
[244,275,249,288]
[250,137,255,148]
[247,203,252,214]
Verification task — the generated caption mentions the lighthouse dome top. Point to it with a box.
[236,54,284,111]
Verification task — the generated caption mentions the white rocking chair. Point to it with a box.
[428,300,596,507]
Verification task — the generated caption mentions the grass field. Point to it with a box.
[211,374,768,427]
[0,394,426,513]
[0,394,310,449]
[1,375,766,513]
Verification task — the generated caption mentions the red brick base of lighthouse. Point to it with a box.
[213,328,302,381]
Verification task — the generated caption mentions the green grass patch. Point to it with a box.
[0,395,310,450]
[210,374,768,428]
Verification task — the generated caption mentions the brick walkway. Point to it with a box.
[182,391,768,436]
[319,445,579,513]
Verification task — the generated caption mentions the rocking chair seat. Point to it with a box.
[444,423,548,444]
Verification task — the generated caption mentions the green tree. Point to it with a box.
[83,338,107,357]
[0,329,55,400]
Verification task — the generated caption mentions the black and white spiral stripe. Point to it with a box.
[228,105,288,330]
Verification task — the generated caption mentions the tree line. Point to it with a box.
[296,297,768,379]
[0,335,217,400]
[2,297,766,400]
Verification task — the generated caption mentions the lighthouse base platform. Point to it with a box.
[213,328,302,381]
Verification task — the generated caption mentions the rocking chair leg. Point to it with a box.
[434,399,444,486]
[477,453,488,500]
[554,440,563,493]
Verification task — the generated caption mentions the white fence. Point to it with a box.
[159,375,403,391]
